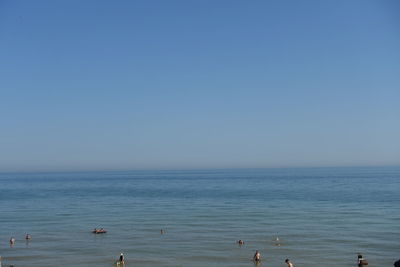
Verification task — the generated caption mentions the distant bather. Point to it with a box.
[253,250,261,262]
[92,228,107,234]
[116,253,124,266]
[358,254,368,266]
[285,258,294,267]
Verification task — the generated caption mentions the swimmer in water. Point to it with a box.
[253,250,261,262]
[116,253,124,266]
[160,229,164,234]
[10,237,15,245]
[357,254,368,267]
[25,234,32,240]
[237,240,244,245]
[285,258,294,267]
[274,237,281,246]
[93,228,107,234]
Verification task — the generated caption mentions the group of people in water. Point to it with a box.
[8,234,31,246]
[3,235,30,267]
[237,237,289,265]
[251,249,293,266]
[4,231,399,266]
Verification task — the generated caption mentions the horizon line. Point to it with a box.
[0,164,399,175]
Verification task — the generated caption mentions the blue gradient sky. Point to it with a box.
[1,0,399,171]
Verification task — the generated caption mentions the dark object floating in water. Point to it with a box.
[358,254,368,266]
[92,228,107,234]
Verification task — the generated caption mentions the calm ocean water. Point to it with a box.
[0,167,399,267]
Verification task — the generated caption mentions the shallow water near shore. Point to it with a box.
[0,167,399,266]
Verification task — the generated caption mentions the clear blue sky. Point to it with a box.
[1,0,399,171]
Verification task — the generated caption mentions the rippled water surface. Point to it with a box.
[0,167,399,266]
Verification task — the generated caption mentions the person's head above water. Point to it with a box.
[285,259,294,267]
[253,250,261,261]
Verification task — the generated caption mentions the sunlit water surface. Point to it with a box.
[0,167,399,266]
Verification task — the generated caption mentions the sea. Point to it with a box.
[0,167,399,267]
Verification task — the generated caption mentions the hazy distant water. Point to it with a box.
[0,167,399,267]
